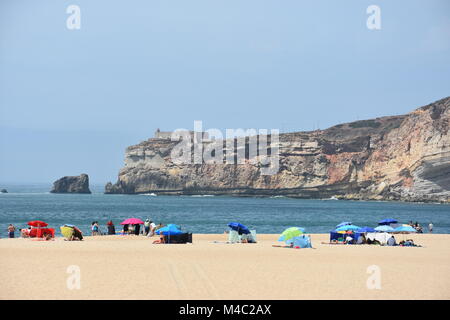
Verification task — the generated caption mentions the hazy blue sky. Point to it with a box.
[1,0,449,184]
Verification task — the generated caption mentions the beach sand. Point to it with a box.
[1,234,449,300]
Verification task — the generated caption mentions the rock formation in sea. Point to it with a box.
[0,189,7,193]
[51,174,91,194]
[105,97,450,202]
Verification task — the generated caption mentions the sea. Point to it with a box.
[1,183,449,237]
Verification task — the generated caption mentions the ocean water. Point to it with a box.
[0,184,449,236]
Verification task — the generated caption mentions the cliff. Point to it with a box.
[106,97,450,202]
[51,174,91,194]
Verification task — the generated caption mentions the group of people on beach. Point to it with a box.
[342,234,418,247]
[89,219,160,237]
[408,221,433,233]
[3,220,437,239]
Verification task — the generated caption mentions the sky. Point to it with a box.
[1,0,449,184]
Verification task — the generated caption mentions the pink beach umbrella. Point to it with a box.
[120,218,144,225]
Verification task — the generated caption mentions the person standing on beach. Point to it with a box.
[134,223,141,236]
[147,220,156,238]
[107,221,115,235]
[91,222,99,236]
[7,224,15,238]
[144,219,150,236]
[428,222,433,233]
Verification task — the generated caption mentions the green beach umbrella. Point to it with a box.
[278,227,305,242]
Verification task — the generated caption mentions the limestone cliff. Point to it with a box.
[51,174,91,194]
[106,97,450,202]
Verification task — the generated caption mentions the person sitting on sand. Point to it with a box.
[21,227,31,238]
[356,234,366,245]
[153,234,165,244]
[73,226,83,240]
[345,234,353,244]
[387,235,397,246]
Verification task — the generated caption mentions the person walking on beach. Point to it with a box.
[146,220,157,237]
[428,222,433,233]
[144,219,150,236]
[7,224,15,238]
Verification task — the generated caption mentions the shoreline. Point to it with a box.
[1,233,449,300]
[1,190,449,205]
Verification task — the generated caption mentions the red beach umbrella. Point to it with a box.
[120,218,144,225]
[28,220,48,227]
[27,220,48,238]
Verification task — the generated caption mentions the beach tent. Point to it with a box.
[228,222,250,235]
[329,231,361,243]
[278,227,305,243]
[289,235,312,248]
[366,232,390,245]
[374,225,395,232]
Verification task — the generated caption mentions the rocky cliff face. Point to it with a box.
[51,174,91,194]
[106,97,450,202]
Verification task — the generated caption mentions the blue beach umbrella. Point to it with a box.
[336,222,352,228]
[335,225,361,232]
[155,224,183,236]
[228,222,250,235]
[374,225,395,232]
[393,225,417,233]
[357,226,376,233]
[378,219,398,225]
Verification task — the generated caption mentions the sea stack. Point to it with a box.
[51,174,91,194]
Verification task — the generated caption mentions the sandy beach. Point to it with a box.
[1,233,449,300]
